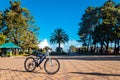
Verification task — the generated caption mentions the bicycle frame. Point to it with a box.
[24,49,60,74]
[35,50,52,67]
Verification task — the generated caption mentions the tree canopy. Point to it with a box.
[0,1,40,50]
[50,28,69,53]
[78,0,120,54]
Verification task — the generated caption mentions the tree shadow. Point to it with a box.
[70,72,120,76]
[0,68,46,74]
[4,55,120,61]
[56,56,120,61]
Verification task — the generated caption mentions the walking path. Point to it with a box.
[0,56,120,80]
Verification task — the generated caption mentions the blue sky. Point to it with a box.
[1,0,120,50]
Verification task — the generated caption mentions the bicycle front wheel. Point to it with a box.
[44,58,60,74]
[24,57,36,72]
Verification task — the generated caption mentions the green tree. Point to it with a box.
[114,3,120,52]
[0,12,4,32]
[2,1,39,50]
[78,0,120,54]
[78,6,100,52]
[69,45,77,52]
[50,28,69,53]
[99,0,118,53]
[0,34,6,45]
[92,24,106,54]
[3,1,27,44]
[0,12,2,25]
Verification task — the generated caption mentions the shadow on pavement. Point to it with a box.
[70,72,120,76]
[10,55,120,61]
[56,56,120,61]
[0,68,46,74]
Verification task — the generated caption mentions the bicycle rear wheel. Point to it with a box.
[44,58,60,74]
[24,57,36,72]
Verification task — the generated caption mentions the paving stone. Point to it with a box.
[0,56,120,80]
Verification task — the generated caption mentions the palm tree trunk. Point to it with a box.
[58,42,61,54]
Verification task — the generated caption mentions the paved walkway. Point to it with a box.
[0,56,120,80]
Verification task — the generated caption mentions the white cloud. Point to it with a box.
[38,39,50,49]
[38,39,82,52]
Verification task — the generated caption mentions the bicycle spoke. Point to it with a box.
[44,58,60,74]
[24,57,36,72]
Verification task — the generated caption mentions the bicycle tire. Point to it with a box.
[44,58,60,74]
[24,57,36,72]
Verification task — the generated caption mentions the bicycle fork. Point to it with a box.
[48,56,53,66]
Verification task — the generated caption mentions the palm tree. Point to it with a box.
[50,28,69,53]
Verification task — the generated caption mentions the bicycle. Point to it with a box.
[24,49,60,74]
